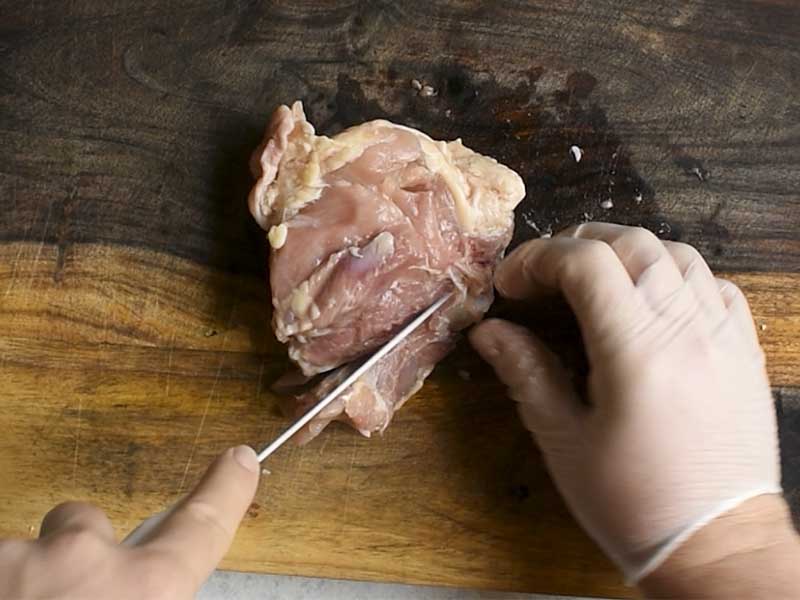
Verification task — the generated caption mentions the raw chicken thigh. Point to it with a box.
[249,101,524,442]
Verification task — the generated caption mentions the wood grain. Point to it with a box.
[1,243,799,597]
[2,1,799,273]
[1,332,626,596]
[2,244,799,383]
[1,0,799,596]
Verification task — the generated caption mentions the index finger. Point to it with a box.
[138,446,260,588]
[495,237,639,346]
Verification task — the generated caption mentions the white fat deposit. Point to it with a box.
[268,223,288,249]
[372,231,395,257]
[290,281,312,316]
[309,303,321,320]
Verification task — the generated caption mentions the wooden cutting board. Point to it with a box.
[1,1,798,597]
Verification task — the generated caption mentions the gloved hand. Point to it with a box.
[0,446,260,599]
[470,223,782,582]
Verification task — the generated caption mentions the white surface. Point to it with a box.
[199,571,612,600]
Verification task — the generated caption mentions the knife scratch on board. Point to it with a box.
[164,333,175,400]
[178,354,224,495]
[177,289,240,494]
[27,199,53,291]
[72,397,82,491]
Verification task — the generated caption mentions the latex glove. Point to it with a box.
[0,446,260,599]
[470,223,781,582]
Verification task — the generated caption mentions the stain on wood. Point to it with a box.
[1,0,799,597]
[777,388,800,527]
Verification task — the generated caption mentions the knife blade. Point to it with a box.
[256,292,451,463]
[122,294,451,547]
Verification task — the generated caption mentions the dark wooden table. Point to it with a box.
[1,1,798,597]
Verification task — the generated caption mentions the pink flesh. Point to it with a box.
[250,105,521,442]
[287,313,458,444]
[270,129,467,373]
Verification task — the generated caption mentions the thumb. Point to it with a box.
[469,319,583,439]
[137,445,260,589]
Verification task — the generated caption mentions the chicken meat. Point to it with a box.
[249,101,525,442]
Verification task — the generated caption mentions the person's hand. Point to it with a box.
[0,445,260,600]
[469,223,787,584]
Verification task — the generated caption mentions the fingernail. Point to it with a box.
[493,263,510,297]
[493,278,507,298]
[232,445,259,473]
